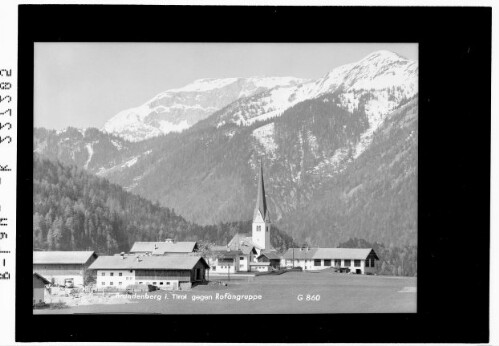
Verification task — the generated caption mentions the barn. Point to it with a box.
[257,252,281,270]
[33,251,98,286]
[281,248,379,274]
[33,272,50,306]
[88,254,209,290]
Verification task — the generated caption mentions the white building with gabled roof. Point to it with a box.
[281,247,379,274]
[89,254,208,290]
[33,251,98,287]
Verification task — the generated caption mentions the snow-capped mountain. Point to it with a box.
[35,50,419,247]
[103,76,306,142]
[211,50,417,128]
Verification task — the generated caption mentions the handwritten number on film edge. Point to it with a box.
[0,69,12,77]
[0,123,12,131]
[0,96,11,103]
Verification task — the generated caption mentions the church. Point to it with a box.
[205,161,379,274]
[229,161,273,255]
[206,162,279,273]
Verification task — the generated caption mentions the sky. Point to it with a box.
[34,43,418,130]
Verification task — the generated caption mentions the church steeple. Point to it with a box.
[254,160,269,222]
[252,160,271,251]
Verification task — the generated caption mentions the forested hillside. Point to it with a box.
[277,97,418,246]
[33,156,295,254]
[338,238,417,277]
[33,50,418,249]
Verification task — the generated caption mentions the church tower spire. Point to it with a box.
[254,160,269,222]
[252,160,271,251]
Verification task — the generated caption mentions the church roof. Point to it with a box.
[228,233,262,251]
[253,161,270,222]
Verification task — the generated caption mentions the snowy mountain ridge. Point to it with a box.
[103,50,417,142]
[102,76,307,142]
[244,50,417,178]
[209,50,417,131]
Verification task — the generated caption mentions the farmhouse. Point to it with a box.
[205,247,246,274]
[33,251,98,286]
[257,252,281,270]
[33,273,50,306]
[89,254,209,290]
[281,248,379,274]
[129,239,198,255]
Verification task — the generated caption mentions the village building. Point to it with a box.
[205,247,246,274]
[129,239,198,255]
[281,247,379,274]
[88,254,209,290]
[257,252,281,270]
[33,272,50,306]
[33,251,98,287]
[249,262,271,272]
[206,162,283,274]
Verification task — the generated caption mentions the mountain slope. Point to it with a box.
[204,50,417,129]
[34,50,418,247]
[33,155,295,253]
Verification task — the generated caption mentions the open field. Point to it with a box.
[34,270,416,314]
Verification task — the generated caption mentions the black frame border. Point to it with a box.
[17,5,491,343]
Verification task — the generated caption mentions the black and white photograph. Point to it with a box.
[32,42,418,315]
[2,4,489,343]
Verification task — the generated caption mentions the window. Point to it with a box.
[153,282,157,285]
[335,259,341,267]
[266,226,269,232]
[211,266,216,270]
[314,259,321,266]
[119,272,122,276]
[324,259,331,266]
[240,257,244,261]
[344,260,351,266]
[160,282,164,285]
[371,258,375,267]
[110,282,113,285]
[119,282,122,285]
[365,260,370,268]
[110,272,114,276]
[354,260,361,267]
[130,270,133,273]
[101,282,105,285]
[101,272,105,276]
[257,225,261,231]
